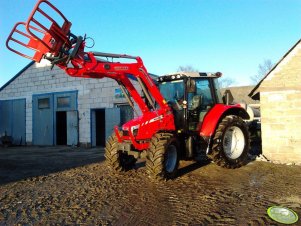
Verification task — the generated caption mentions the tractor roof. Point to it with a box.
[157,71,222,82]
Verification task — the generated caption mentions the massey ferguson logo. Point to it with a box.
[149,115,164,123]
[114,66,129,71]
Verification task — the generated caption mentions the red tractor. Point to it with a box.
[6,0,250,180]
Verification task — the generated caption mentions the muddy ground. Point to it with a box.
[0,146,300,225]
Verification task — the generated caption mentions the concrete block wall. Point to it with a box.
[0,61,142,146]
[260,91,301,164]
[259,41,301,164]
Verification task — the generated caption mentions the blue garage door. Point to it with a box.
[0,99,26,145]
[32,91,78,146]
[66,110,78,146]
[32,94,54,145]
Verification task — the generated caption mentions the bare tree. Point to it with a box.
[177,65,198,72]
[218,77,235,88]
[251,59,274,84]
[177,65,235,88]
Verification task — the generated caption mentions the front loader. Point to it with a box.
[6,0,250,180]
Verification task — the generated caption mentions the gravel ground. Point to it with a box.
[0,146,300,225]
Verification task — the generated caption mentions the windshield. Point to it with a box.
[159,80,184,103]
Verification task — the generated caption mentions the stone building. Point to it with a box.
[249,39,301,164]
[0,60,148,147]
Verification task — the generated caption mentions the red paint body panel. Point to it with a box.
[199,103,243,137]
[121,109,175,148]
[135,111,175,140]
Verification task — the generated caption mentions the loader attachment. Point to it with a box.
[6,22,50,61]
[6,0,72,62]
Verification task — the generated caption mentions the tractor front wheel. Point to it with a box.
[146,133,179,180]
[104,133,136,172]
[209,115,250,169]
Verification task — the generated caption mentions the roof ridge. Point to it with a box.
[249,38,301,99]
[0,61,35,92]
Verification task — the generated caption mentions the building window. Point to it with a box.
[115,88,125,99]
[57,96,70,108]
[115,104,134,125]
[38,98,50,109]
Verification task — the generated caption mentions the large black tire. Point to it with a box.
[146,133,179,180]
[209,115,250,169]
[104,134,136,172]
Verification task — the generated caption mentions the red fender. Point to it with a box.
[199,104,249,138]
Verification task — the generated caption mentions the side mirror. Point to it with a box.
[222,89,234,105]
[187,79,196,93]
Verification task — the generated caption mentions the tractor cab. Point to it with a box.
[157,72,223,132]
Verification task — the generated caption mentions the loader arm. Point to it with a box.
[6,0,175,150]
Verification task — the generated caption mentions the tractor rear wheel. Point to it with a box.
[146,133,179,180]
[209,115,250,168]
[104,133,136,172]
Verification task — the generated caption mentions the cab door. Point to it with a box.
[187,78,215,130]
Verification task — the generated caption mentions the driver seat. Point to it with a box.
[190,95,202,110]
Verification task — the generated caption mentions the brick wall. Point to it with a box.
[0,61,139,145]
[259,41,301,164]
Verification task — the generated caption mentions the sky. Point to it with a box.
[0,0,301,87]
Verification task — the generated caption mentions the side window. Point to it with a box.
[38,98,50,109]
[57,96,71,108]
[213,79,223,103]
[195,79,214,107]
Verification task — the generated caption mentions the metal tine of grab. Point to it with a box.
[6,22,46,60]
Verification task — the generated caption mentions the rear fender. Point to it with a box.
[199,104,249,138]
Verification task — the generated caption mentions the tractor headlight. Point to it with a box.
[131,125,140,136]
[133,129,139,136]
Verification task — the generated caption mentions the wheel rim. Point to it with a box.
[165,144,177,173]
[223,126,245,159]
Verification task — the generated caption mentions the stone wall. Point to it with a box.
[259,41,301,164]
[260,91,301,164]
